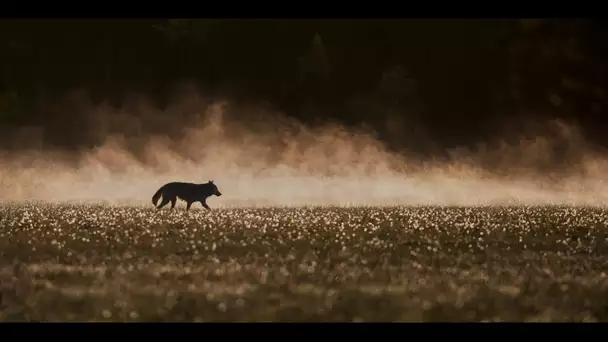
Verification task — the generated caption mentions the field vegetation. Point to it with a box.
[1,203,607,322]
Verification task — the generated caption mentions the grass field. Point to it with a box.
[0,203,607,322]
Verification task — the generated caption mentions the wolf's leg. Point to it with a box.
[157,198,170,209]
[186,202,193,211]
[170,198,177,209]
[201,201,210,210]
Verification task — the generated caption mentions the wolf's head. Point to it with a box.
[208,180,222,197]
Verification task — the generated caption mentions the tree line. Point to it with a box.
[0,19,606,152]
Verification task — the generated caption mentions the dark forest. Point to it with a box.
[0,19,607,156]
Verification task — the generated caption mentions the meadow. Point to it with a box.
[0,202,607,322]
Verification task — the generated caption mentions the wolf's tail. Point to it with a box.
[152,185,165,206]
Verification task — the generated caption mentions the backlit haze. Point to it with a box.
[1,90,607,208]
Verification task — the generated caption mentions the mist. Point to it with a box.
[1,88,608,208]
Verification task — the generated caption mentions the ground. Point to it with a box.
[0,203,607,322]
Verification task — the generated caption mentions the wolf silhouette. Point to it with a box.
[152,180,222,210]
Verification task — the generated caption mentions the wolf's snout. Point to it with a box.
[216,191,222,197]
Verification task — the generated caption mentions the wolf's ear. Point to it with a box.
[209,180,214,183]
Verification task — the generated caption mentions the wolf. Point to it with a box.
[151,180,222,211]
